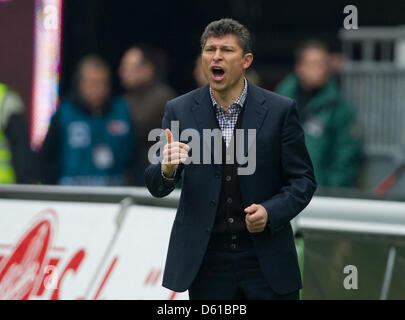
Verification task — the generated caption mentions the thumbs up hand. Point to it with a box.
[162,129,190,178]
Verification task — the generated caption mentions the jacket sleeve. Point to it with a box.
[261,100,317,235]
[144,101,184,198]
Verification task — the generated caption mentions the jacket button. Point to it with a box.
[227,197,233,204]
[227,217,234,224]
[225,175,232,182]
[210,200,216,207]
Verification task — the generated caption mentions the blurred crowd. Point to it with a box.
[0,39,363,188]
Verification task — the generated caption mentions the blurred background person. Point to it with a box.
[193,55,208,88]
[246,68,262,86]
[0,82,36,184]
[119,44,176,185]
[38,55,136,186]
[276,39,362,188]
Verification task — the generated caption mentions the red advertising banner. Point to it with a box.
[0,0,63,149]
[0,199,187,300]
[0,0,35,111]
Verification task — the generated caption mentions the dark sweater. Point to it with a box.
[207,105,253,252]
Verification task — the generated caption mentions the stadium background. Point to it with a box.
[61,0,405,95]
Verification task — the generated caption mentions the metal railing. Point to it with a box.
[1,184,405,299]
[339,26,405,157]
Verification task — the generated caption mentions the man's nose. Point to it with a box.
[213,49,223,61]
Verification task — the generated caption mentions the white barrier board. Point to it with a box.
[0,199,187,300]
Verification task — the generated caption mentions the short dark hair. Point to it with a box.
[200,18,252,54]
[294,39,329,63]
[127,43,158,68]
[76,55,110,80]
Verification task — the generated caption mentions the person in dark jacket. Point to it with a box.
[276,39,362,188]
[39,55,136,186]
[0,83,36,184]
[145,19,316,300]
[119,44,176,185]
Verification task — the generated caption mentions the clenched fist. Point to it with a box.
[162,128,190,178]
[244,204,268,233]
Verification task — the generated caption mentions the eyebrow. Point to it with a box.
[204,45,236,50]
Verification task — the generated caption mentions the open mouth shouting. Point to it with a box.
[211,66,225,82]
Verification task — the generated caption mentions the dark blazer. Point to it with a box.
[145,81,316,295]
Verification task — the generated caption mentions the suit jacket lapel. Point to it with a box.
[191,85,219,165]
[191,85,218,133]
[191,81,268,164]
[241,81,268,154]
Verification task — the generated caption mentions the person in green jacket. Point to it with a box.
[276,39,362,188]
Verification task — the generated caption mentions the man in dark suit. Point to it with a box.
[145,18,316,300]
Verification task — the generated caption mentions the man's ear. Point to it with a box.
[243,53,254,69]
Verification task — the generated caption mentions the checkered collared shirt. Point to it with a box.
[209,78,248,147]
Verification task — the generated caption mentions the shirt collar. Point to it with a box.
[209,77,248,112]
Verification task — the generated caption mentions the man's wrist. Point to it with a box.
[161,166,176,181]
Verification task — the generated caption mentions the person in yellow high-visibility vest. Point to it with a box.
[0,83,36,184]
